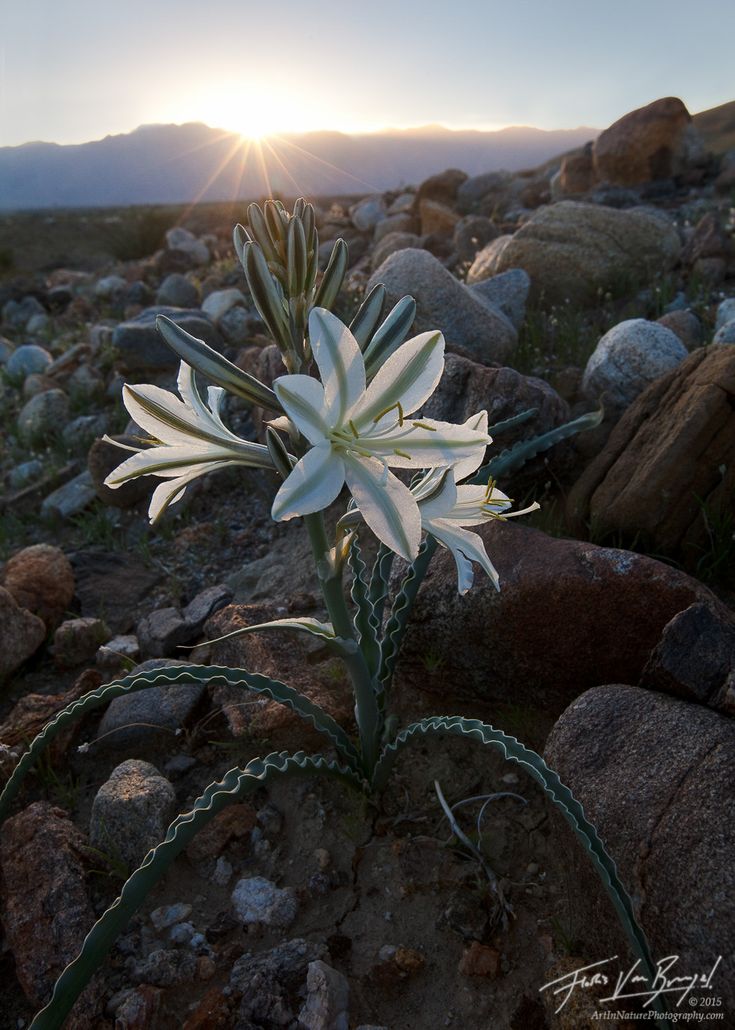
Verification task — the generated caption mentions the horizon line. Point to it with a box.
[3,119,604,150]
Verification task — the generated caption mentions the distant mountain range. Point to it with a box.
[0,122,601,211]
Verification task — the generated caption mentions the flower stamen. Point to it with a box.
[373,401,404,426]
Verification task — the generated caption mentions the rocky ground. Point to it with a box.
[1,95,734,1029]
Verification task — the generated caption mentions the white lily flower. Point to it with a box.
[104,362,274,523]
[271,307,491,560]
[414,444,540,594]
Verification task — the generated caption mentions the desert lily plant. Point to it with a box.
[0,199,669,1029]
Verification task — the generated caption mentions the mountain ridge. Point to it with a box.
[0,122,599,211]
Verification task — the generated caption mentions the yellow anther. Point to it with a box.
[373,401,404,426]
[393,448,412,459]
[411,421,436,431]
[348,420,359,438]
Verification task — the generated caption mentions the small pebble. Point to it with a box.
[150,902,192,932]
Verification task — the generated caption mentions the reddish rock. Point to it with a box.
[0,585,46,681]
[412,168,467,210]
[544,685,735,1014]
[656,309,702,350]
[182,985,234,1029]
[567,347,735,561]
[559,144,596,194]
[185,803,257,863]
[0,667,101,749]
[0,802,102,1022]
[112,985,162,1029]
[418,198,460,237]
[204,603,354,748]
[393,522,719,714]
[458,941,500,979]
[681,212,734,269]
[3,543,75,629]
[592,96,704,185]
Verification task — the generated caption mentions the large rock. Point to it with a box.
[412,168,467,210]
[112,306,222,373]
[422,352,570,477]
[581,318,687,416]
[480,201,681,305]
[0,586,46,681]
[393,523,719,713]
[544,685,735,1013]
[0,802,101,1021]
[466,269,530,330]
[89,759,176,870]
[640,602,735,714]
[452,215,499,263]
[3,543,74,629]
[370,231,423,271]
[367,248,516,365]
[558,143,596,195]
[592,96,705,186]
[568,346,735,558]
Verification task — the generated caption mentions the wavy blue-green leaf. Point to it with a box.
[474,407,604,484]
[30,751,364,1030]
[372,716,670,1028]
[0,666,361,821]
[368,542,394,630]
[204,616,338,647]
[378,537,437,696]
[348,535,381,679]
[486,406,538,437]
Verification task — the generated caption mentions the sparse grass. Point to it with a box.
[692,487,735,588]
[34,748,80,811]
[513,300,607,378]
[100,208,177,261]
[69,502,125,550]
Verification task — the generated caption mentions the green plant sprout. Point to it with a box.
[0,199,670,1029]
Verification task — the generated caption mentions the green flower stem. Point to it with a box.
[304,512,381,774]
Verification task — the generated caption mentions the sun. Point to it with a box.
[204,90,314,141]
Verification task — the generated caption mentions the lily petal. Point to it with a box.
[122,382,230,448]
[148,460,236,523]
[273,374,330,446]
[426,519,500,594]
[451,412,490,482]
[104,443,269,486]
[416,468,458,520]
[272,444,345,521]
[343,453,421,561]
[309,307,365,425]
[365,418,490,468]
[351,331,445,429]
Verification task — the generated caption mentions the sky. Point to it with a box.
[1,0,733,147]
